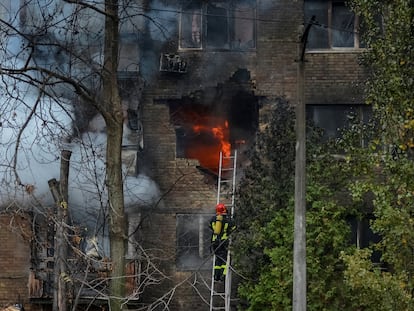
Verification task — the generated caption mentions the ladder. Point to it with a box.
[209,150,237,311]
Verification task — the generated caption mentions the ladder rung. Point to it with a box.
[220,180,231,183]
[212,292,225,296]
[221,167,234,171]
[212,150,237,311]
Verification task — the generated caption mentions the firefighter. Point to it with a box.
[209,203,235,282]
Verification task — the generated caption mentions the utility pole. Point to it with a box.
[293,16,314,311]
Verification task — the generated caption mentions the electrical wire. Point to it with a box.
[120,3,361,35]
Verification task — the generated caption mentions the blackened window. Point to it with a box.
[180,3,202,49]
[307,104,372,141]
[304,0,364,49]
[206,3,229,49]
[348,215,382,264]
[176,214,212,270]
[180,0,256,50]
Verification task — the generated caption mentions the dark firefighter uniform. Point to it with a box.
[209,203,235,281]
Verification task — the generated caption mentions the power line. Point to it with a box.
[307,19,361,35]
[122,4,362,35]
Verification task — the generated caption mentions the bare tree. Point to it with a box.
[0,1,221,310]
[0,0,141,310]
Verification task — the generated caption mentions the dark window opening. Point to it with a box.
[305,0,364,49]
[307,104,372,142]
[332,1,355,47]
[206,3,229,49]
[180,0,256,50]
[348,215,382,264]
[305,0,329,49]
[177,214,212,270]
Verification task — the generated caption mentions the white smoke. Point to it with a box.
[147,1,178,42]
[0,90,160,204]
[1,0,163,257]
[0,81,160,257]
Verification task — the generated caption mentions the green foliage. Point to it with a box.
[337,1,414,309]
[234,1,414,309]
[328,109,414,309]
[233,100,354,310]
[233,101,296,309]
[349,0,414,151]
[341,249,413,310]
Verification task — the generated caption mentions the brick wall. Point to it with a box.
[0,214,31,309]
[255,1,302,100]
[137,1,366,310]
[305,52,367,105]
[0,1,368,310]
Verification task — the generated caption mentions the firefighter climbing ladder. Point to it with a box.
[209,150,237,311]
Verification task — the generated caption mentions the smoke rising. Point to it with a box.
[0,77,160,257]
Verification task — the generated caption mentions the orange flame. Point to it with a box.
[188,119,231,172]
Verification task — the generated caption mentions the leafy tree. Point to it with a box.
[233,1,414,309]
[233,99,355,310]
[348,0,414,152]
[332,1,414,309]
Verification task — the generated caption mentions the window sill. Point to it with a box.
[306,48,365,54]
[178,47,256,52]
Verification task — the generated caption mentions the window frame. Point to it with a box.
[179,0,256,51]
[176,214,213,271]
[305,0,365,51]
[306,104,372,144]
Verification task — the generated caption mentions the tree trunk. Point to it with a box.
[59,149,71,311]
[102,0,126,310]
[49,149,71,311]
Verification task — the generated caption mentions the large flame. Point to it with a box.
[187,119,231,172]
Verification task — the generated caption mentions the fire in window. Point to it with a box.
[168,71,259,175]
[172,105,232,173]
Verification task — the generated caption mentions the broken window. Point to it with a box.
[168,77,258,175]
[179,0,256,50]
[176,214,212,270]
[304,0,364,49]
[206,2,229,49]
[180,3,202,49]
[233,1,256,49]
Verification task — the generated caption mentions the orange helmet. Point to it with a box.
[215,203,227,215]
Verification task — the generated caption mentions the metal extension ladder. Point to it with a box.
[209,150,237,311]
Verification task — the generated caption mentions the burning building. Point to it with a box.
[0,0,367,310]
